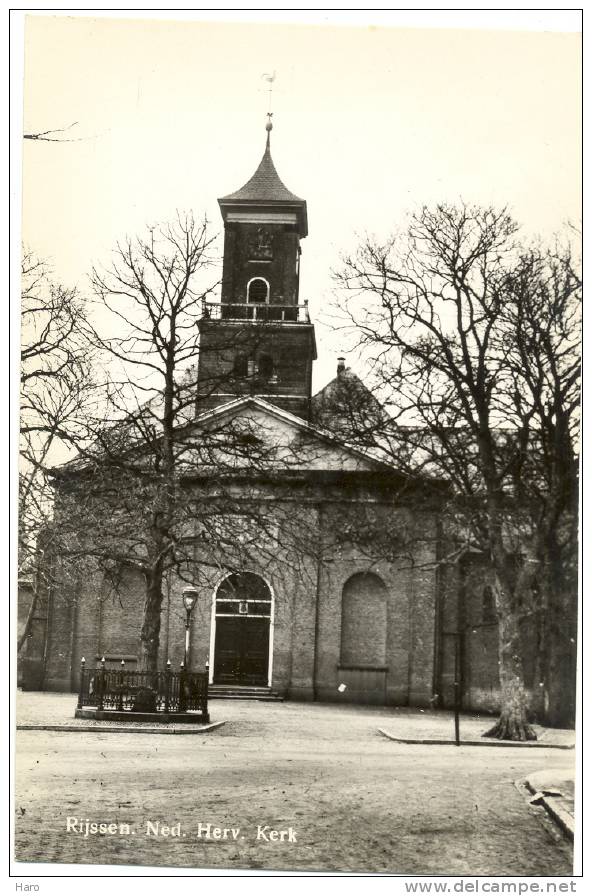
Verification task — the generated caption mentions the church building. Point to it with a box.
[20,117,540,717]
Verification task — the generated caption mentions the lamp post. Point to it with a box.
[442,631,462,746]
[182,586,199,670]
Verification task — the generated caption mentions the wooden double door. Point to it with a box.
[213,615,270,685]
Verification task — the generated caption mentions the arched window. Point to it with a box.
[340,572,387,666]
[247,278,269,304]
[216,572,272,617]
[258,354,274,379]
[233,353,248,378]
[482,585,497,624]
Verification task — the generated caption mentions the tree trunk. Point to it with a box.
[136,344,176,675]
[139,564,164,673]
[483,573,537,741]
[484,671,537,740]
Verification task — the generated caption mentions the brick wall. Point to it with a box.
[340,572,387,665]
[314,505,438,707]
[43,568,79,692]
[437,559,461,707]
[408,537,439,706]
[44,479,443,709]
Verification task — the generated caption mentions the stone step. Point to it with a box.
[208,685,284,701]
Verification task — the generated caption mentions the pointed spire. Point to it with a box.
[219,115,304,205]
[218,111,308,237]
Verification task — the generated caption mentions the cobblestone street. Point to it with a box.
[15,694,574,874]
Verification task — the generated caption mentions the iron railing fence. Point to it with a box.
[203,301,310,323]
[77,659,209,718]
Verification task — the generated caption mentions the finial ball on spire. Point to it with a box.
[266,112,273,132]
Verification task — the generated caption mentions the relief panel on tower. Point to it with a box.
[248,226,274,260]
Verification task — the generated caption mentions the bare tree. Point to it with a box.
[499,242,580,727]
[50,215,317,674]
[23,122,81,142]
[333,204,580,738]
[19,249,95,651]
[82,214,220,672]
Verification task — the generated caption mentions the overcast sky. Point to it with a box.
[21,13,581,391]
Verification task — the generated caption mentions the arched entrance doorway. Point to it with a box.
[212,573,273,686]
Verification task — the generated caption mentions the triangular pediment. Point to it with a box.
[184,397,394,475]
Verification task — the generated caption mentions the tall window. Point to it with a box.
[247,278,269,304]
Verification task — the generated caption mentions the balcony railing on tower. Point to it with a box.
[202,300,310,323]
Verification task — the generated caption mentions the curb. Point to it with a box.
[16,720,227,735]
[524,779,575,840]
[377,728,575,749]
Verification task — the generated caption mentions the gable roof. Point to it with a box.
[53,389,449,505]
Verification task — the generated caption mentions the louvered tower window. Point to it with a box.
[247,278,269,303]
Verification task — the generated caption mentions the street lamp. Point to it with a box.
[182,586,199,670]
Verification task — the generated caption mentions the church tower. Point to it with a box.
[196,116,317,420]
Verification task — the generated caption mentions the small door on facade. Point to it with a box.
[213,573,272,686]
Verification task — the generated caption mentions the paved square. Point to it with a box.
[15,696,574,873]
